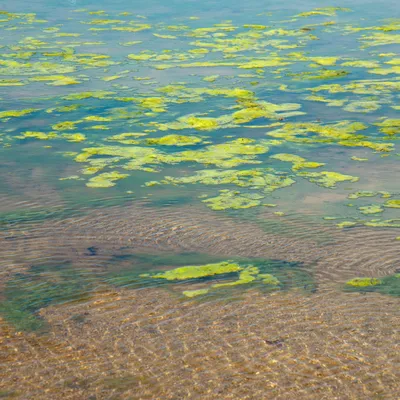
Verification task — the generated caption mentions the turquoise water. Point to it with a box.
[0,1,399,399]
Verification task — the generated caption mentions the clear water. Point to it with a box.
[0,1,399,399]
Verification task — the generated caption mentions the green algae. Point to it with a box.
[202,190,264,210]
[384,199,400,208]
[292,69,349,81]
[86,171,129,188]
[363,219,400,228]
[346,277,382,287]
[345,274,400,297]
[265,121,392,152]
[0,108,36,119]
[62,133,86,142]
[360,32,400,48]
[183,289,209,298]
[375,119,400,135]
[212,266,262,288]
[146,257,305,298]
[348,191,392,199]
[297,171,359,188]
[270,153,324,171]
[18,131,57,140]
[358,205,384,215]
[351,156,369,162]
[343,100,381,113]
[151,261,242,280]
[341,60,380,68]
[158,168,295,194]
[52,121,78,131]
[144,135,203,146]
[0,6,398,231]
[297,7,351,17]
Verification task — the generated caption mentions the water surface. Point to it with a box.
[0,1,399,399]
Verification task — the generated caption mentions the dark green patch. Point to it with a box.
[0,263,96,332]
[0,208,74,230]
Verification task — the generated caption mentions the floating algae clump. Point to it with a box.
[232,100,304,124]
[298,171,359,188]
[384,199,400,208]
[75,146,170,172]
[62,133,86,142]
[359,205,384,214]
[202,190,264,210]
[264,121,389,152]
[52,121,78,131]
[86,171,129,188]
[180,116,222,131]
[159,168,295,193]
[171,139,271,168]
[18,131,57,140]
[346,278,382,287]
[0,108,36,119]
[144,134,203,146]
[348,190,391,199]
[152,261,243,280]
[270,153,324,171]
[375,119,400,135]
[292,70,349,80]
[30,75,80,86]
[343,100,381,113]
[310,57,338,66]
[297,7,351,17]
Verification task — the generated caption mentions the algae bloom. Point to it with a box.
[346,278,382,287]
[152,261,242,280]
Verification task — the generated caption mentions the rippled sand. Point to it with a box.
[1,287,399,399]
[1,199,399,399]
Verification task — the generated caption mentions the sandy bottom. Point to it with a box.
[1,287,399,400]
[0,198,399,399]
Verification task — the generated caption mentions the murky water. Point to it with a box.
[0,1,399,399]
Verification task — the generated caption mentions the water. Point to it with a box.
[0,1,399,399]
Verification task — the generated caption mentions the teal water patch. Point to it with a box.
[0,263,96,332]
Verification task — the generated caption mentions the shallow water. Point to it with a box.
[0,1,399,399]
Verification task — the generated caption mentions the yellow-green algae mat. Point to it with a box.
[0,6,399,232]
[141,261,281,298]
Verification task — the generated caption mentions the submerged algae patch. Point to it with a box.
[145,258,312,298]
[151,261,242,280]
[345,274,400,297]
